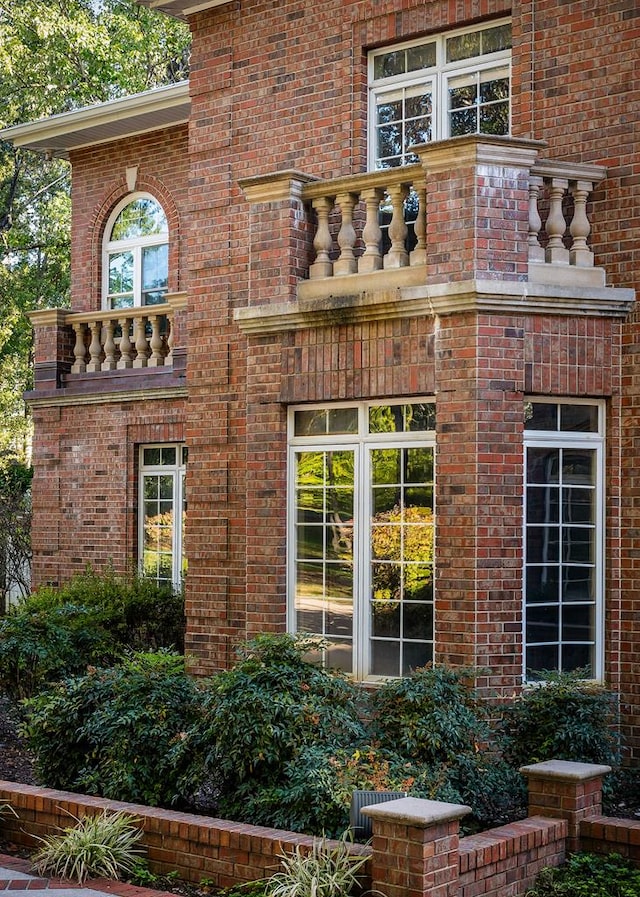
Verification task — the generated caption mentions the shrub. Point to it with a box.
[525,852,640,897]
[268,833,369,897]
[23,651,201,806]
[0,570,185,698]
[179,634,369,829]
[32,810,144,883]
[498,670,620,767]
[370,664,489,764]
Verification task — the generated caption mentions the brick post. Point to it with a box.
[362,796,471,897]
[28,308,73,390]
[520,759,611,853]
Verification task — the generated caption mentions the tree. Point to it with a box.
[0,0,191,458]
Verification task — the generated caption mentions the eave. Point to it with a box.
[0,81,190,160]
[137,0,232,21]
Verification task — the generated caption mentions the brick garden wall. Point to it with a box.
[0,762,632,897]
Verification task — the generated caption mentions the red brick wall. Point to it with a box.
[30,401,185,588]
[69,124,189,313]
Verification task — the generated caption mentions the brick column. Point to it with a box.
[362,796,470,897]
[28,308,73,390]
[520,759,611,853]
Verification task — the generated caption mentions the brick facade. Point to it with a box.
[12,1,640,750]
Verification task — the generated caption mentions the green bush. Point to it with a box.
[498,670,620,767]
[23,651,201,806]
[0,570,184,698]
[525,852,640,897]
[370,664,489,764]
[179,634,369,830]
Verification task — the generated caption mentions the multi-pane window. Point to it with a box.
[523,401,604,680]
[139,444,187,589]
[289,401,435,679]
[103,195,169,309]
[369,20,511,169]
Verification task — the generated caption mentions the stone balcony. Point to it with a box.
[235,135,635,334]
[27,292,187,405]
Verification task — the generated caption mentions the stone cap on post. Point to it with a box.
[520,759,611,853]
[520,759,612,781]
[361,796,471,828]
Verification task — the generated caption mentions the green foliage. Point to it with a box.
[268,833,369,897]
[23,651,201,806]
[370,663,489,764]
[498,670,620,767]
[0,457,32,607]
[525,852,640,897]
[178,634,369,831]
[32,810,144,884]
[0,569,185,698]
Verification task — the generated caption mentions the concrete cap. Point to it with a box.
[519,759,612,781]
[361,796,471,827]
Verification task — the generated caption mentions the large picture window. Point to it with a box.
[139,444,187,589]
[523,401,604,680]
[369,19,511,169]
[288,401,435,680]
[103,194,169,309]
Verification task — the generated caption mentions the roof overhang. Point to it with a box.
[137,0,232,21]
[0,81,190,160]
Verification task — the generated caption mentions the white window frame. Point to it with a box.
[138,444,187,591]
[287,400,436,681]
[368,18,512,169]
[523,398,605,682]
[102,192,169,310]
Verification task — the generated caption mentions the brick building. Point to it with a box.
[2,1,640,750]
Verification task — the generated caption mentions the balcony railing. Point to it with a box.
[69,304,176,373]
[298,146,608,291]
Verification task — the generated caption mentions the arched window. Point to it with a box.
[103,194,169,309]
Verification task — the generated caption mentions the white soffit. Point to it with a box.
[137,0,232,21]
[0,81,190,160]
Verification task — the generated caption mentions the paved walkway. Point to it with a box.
[0,854,175,897]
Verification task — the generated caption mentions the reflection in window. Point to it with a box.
[524,402,602,680]
[369,20,511,169]
[290,401,435,679]
[104,196,169,309]
[139,444,187,589]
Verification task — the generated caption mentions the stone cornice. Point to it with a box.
[234,279,636,334]
[26,384,187,409]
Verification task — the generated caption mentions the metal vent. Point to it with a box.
[349,790,407,839]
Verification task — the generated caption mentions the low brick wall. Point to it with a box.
[0,763,638,897]
[580,815,640,865]
[0,781,371,890]
[459,817,567,897]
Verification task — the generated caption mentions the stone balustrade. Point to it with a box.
[302,164,426,279]
[67,294,185,374]
[528,159,606,286]
[299,146,607,290]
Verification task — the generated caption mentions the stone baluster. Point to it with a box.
[334,191,359,275]
[117,317,134,369]
[570,179,595,267]
[133,315,150,368]
[358,186,384,273]
[410,183,427,266]
[166,311,174,364]
[148,314,165,367]
[309,196,334,279]
[71,323,87,373]
[87,321,103,373]
[384,182,409,268]
[545,176,570,265]
[102,319,117,371]
[528,175,545,264]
